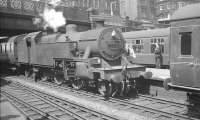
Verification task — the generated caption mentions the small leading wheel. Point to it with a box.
[25,70,31,79]
[31,72,37,82]
[41,74,48,82]
[72,79,84,90]
[54,74,64,85]
[98,80,112,97]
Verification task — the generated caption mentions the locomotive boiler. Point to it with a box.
[0,24,151,97]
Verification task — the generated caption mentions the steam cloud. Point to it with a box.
[42,7,66,32]
[33,0,66,32]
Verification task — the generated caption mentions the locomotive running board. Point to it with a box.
[97,64,145,71]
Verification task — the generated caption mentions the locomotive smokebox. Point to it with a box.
[78,28,125,61]
[65,24,125,61]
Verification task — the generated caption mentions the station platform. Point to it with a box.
[146,68,170,81]
[0,95,26,120]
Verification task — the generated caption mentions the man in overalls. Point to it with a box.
[154,43,162,68]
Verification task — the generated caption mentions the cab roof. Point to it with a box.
[171,3,200,21]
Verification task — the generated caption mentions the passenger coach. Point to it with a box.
[164,3,200,111]
[123,28,170,68]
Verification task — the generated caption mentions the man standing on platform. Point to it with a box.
[125,44,136,63]
[154,43,162,68]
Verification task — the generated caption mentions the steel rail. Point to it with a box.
[1,90,60,120]
[4,76,200,120]
[2,80,119,120]
[38,80,199,120]
[14,83,119,120]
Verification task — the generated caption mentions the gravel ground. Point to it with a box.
[0,96,26,120]
[149,85,187,104]
[146,68,187,104]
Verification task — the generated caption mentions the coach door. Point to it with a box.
[26,37,31,64]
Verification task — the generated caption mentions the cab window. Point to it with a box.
[179,32,192,55]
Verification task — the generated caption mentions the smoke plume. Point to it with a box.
[42,7,66,32]
[33,0,66,32]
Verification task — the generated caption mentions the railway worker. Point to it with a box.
[117,45,136,98]
[125,44,136,63]
[154,43,162,68]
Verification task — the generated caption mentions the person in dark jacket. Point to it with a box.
[154,43,162,68]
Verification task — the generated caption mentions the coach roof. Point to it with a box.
[171,3,200,21]
[123,28,170,39]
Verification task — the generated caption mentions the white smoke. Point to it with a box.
[42,7,66,32]
[48,0,61,6]
[33,0,66,32]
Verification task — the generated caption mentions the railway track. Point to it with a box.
[38,79,200,120]
[1,81,118,120]
[2,76,200,120]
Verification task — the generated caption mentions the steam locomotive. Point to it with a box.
[0,24,151,97]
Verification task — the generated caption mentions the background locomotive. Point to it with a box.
[0,24,151,97]
[123,28,170,68]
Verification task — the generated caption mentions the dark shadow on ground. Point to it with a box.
[1,115,21,120]
[0,78,11,87]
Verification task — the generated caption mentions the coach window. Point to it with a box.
[154,38,156,43]
[151,38,153,43]
[132,39,143,53]
[151,38,156,53]
[179,32,192,55]
[158,38,160,43]
[2,44,5,53]
[6,43,10,53]
[10,43,13,52]
[0,45,1,53]
[160,38,165,53]
[151,38,165,53]
[0,44,2,53]
[4,44,6,53]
